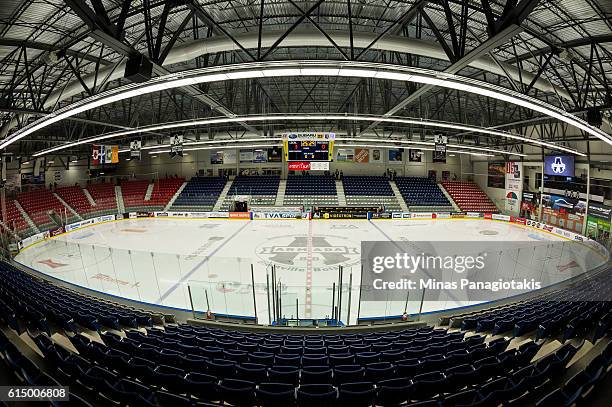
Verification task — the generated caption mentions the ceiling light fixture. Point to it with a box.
[32,114,577,157]
[5,61,608,151]
[147,142,495,158]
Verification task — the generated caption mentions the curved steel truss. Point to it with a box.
[0,0,610,157]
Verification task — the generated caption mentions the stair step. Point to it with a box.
[144,183,155,201]
[438,184,461,212]
[53,193,83,220]
[335,180,347,206]
[390,181,409,212]
[83,188,96,206]
[213,180,233,211]
[115,186,125,213]
[164,182,188,211]
[275,180,287,206]
[14,201,40,234]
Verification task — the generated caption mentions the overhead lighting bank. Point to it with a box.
[4,61,609,155]
[33,114,580,158]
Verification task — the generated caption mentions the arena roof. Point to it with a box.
[0,0,610,159]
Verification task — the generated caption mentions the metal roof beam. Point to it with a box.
[511,34,612,63]
[63,0,257,133]
[0,38,112,66]
[359,28,526,134]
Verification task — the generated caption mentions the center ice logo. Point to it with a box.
[256,234,360,272]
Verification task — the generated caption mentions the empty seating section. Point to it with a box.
[284,176,338,206]
[55,186,95,215]
[442,181,498,213]
[172,177,227,211]
[120,180,151,211]
[395,177,454,212]
[222,176,280,209]
[2,201,32,236]
[16,190,77,229]
[442,270,612,342]
[85,183,117,215]
[342,176,401,211]
[0,258,611,406]
[148,178,185,208]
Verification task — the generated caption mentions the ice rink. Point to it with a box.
[15,218,606,324]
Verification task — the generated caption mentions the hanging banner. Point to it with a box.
[170,134,184,158]
[337,149,354,162]
[288,161,329,171]
[211,151,224,164]
[130,140,142,160]
[92,145,119,165]
[253,149,268,163]
[354,148,369,163]
[505,162,523,213]
[487,162,505,188]
[388,149,403,164]
[240,149,254,163]
[371,149,382,163]
[92,144,103,166]
[267,147,282,162]
[288,162,311,171]
[224,150,237,164]
[310,161,330,171]
[409,149,422,162]
[105,146,114,163]
[433,134,447,163]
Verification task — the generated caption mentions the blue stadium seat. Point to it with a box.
[333,365,365,385]
[375,377,413,406]
[172,177,227,210]
[218,378,256,406]
[301,365,333,384]
[337,382,376,407]
[236,362,268,383]
[256,382,296,407]
[268,366,300,385]
[184,372,218,400]
[296,384,337,407]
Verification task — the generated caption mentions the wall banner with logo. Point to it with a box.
[130,140,142,160]
[409,149,422,162]
[433,134,447,163]
[388,149,403,164]
[354,148,369,163]
[170,135,184,158]
[505,161,523,214]
[92,145,119,165]
[370,149,382,163]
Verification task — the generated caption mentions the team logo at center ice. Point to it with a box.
[256,234,360,272]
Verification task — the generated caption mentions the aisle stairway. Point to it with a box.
[439,184,461,212]
[115,186,125,213]
[390,181,409,212]
[275,180,287,206]
[336,180,347,206]
[83,189,96,207]
[213,180,233,211]
[164,181,187,211]
[53,192,83,220]
[14,201,39,234]
[144,183,155,201]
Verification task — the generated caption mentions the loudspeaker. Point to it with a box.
[586,108,602,127]
[124,55,153,83]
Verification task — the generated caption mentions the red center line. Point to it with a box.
[305,220,313,319]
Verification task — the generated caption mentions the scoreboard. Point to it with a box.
[287,140,330,161]
[282,132,335,162]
